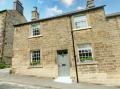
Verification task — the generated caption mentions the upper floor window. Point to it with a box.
[78,43,93,63]
[31,23,40,36]
[74,15,88,29]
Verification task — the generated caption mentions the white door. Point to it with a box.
[57,50,70,77]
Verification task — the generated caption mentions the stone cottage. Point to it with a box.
[0,0,26,64]
[12,0,120,85]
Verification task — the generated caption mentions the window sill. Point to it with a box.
[28,65,43,69]
[77,61,98,65]
[28,35,43,39]
[73,26,92,31]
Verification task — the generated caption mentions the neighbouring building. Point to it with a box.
[0,0,26,64]
[12,0,120,85]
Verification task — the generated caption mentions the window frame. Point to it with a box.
[30,23,42,38]
[30,49,41,66]
[32,27,40,36]
[73,15,91,30]
[77,44,94,63]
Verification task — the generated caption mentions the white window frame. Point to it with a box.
[77,43,93,63]
[30,49,41,66]
[29,23,42,38]
[73,15,91,30]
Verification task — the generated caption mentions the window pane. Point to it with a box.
[79,48,93,62]
[31,24,40,36]
[74,16,88,29]
[31,50,40,65]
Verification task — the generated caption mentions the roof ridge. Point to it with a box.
[107,12,120,17]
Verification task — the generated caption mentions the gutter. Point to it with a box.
[69,16,79,83]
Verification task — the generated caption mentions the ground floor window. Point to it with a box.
[31,50,40,65]
[78,43,93,63]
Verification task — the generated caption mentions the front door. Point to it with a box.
[57,50,70,77]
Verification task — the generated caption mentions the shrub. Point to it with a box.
[30,61,40,66]
[80,57,95,62]
[0,63,10,69]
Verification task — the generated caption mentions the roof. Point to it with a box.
[14,5,105,26]
[0,10,7,13]
[107,12,120,18]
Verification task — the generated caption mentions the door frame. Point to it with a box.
[57,49,70,77]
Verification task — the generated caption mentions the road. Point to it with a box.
[0,82,44,89]
[0,68,119,89]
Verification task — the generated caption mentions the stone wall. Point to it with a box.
[73,8,120,85]
[2,10,26,64]
[0,11,7,62]
[12,17,76,80]
[12,7,120,85]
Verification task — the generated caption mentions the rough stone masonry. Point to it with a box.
[0,0,26,64]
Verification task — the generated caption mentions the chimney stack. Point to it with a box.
[86,0,95,8]
[13,0,24,15]
[31,7,39,21]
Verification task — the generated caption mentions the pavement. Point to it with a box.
[0,68,120,89]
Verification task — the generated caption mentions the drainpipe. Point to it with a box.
[1,11,8,63]
[69,16,79,83]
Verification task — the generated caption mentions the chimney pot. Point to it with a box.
[86,0,95,8]
[13,0,24,15]
[33,7,37,11]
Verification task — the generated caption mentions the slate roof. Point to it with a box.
[0,10,7,13]
[106,12,120,18]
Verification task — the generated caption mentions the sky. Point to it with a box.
[0,0,120,21]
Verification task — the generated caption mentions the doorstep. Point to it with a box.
[54,76,72,84]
